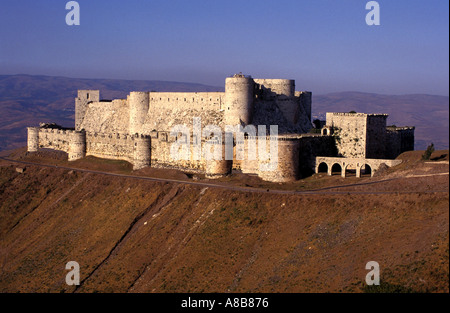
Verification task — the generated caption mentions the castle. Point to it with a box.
[27,74,415,182]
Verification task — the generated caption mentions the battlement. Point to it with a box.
[386,126,415,131]
[40,128,79,135]
[328,112,389,118]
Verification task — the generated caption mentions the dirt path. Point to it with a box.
[1,157,448,195]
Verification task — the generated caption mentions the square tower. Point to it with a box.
[75,90,100,131]
[325,112,387,158]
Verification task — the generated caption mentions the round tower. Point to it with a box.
[257,136,300,183]
[205,159,233,178]
[129,92,150,135]
[205,141,233,178]
[68,131,86,161]
[281,79,295,97]
[27,127,39,152]
[133,135,151,170]
[267,79,295,98]
[224,74,254,126]
[253,79,295,98]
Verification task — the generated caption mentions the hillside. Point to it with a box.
[0,74,448,151]
[0,148,448,293]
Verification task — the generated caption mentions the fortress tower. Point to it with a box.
[297,91,312,123]
[224,74,255,126]
[205,141,233,178]
[27,127,39,152]
[254,79,300,125]
[133,134,151,170]
[257,136,300,183]
[75,90,99,131]
[128,92,150,135]
[325,113,389,159]
[254,79,295,98]
[68,131,86,161]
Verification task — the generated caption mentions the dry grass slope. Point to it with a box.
[0,149,448,293]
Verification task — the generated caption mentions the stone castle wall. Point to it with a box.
[85,132,135,163]
[147,92,224,112]
[79,99,129,134]
[28,127,87,161]
[385,126,415,159]
[297,91,312,123]
[150,133,205,173]
[297,134,337,177]
[397,127,415,152]
[85,132,151,170]
[365,114,388,158]
[326,113,368,158]
[142,92,225,134]
[26,74,415,182]
[37,128,72,152]
[325,113,413,160]
[77,75,313,137]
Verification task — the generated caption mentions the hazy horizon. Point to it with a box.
[1,1,449,96]
[2,73,449,98]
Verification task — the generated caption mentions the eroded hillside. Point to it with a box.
[0,150,448,293]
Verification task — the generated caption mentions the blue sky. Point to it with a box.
[0,0,448,95]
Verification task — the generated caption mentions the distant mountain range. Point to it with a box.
[0,74,448,151]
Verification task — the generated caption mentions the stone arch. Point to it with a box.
[360,163,372,177]
[344,163,357,177]
[321,126,333,136]
[331,163,342,176]
[317,162,328,173]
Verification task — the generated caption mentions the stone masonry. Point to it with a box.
[26,74,415,182]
